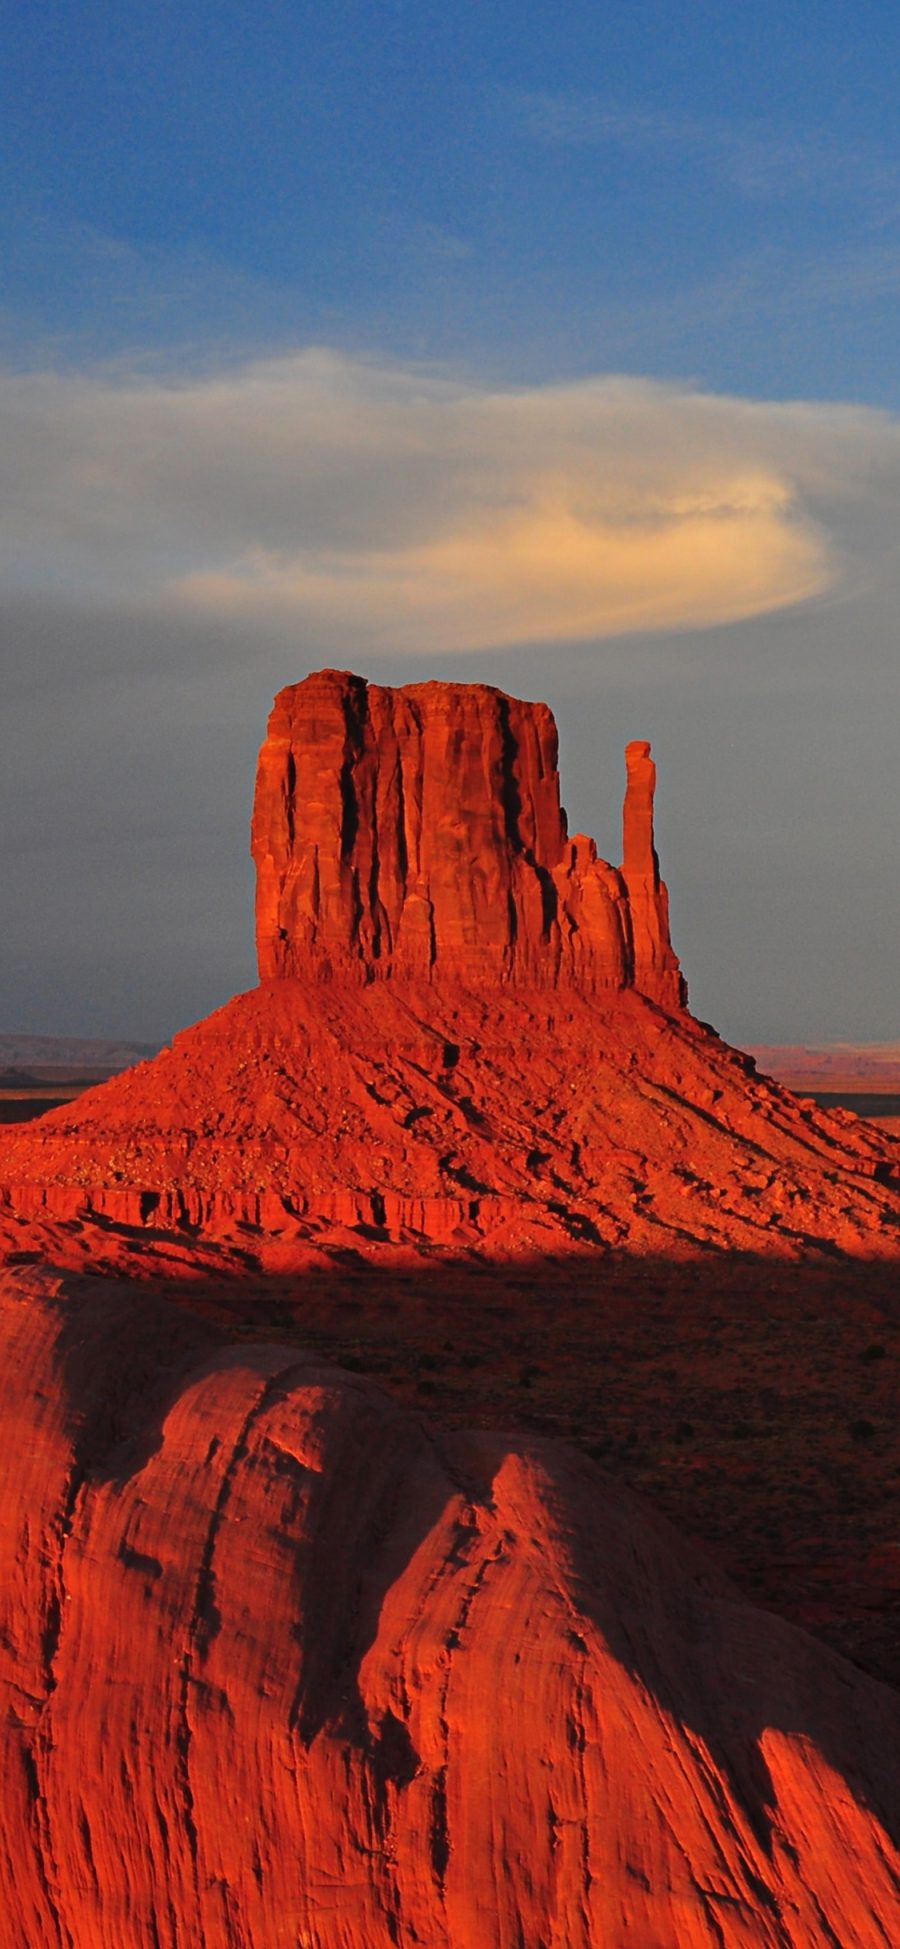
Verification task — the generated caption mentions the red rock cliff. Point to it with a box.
[4,1269,899,1949]
[252,669,686,1007]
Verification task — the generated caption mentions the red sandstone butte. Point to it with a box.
[1,670,898,1273]
[251,669,685,1006]
[2,1267,899,1949]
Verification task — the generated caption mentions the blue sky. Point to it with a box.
[5,0,900,397]
[2,1,899,1041]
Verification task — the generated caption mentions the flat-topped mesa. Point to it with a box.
[252,669,686,1007]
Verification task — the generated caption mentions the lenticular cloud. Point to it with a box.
[3,348,897,651]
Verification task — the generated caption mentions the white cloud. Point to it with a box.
[2,349,899,653]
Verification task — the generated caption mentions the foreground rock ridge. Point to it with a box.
[3,1269,899,1949]
[252,669,685,1007]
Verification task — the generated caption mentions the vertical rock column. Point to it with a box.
[621,740,686,1010]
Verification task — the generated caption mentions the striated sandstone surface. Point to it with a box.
[2,1266,900,1949]
[252,669,685,1006]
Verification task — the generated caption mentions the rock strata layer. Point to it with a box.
[2,1269,899,1949]
[252,669,685,1007]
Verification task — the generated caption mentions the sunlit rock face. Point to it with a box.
[252,669,685,1008]
[2,673,900,1947]
[2,1267,899,1949]
[2,668,899,1271]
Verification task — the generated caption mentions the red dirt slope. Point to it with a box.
[1,978,898,1276]
[3,1266,900,1949]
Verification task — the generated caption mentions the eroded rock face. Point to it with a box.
[3,1268,899,1949]
[252,669,685,1007]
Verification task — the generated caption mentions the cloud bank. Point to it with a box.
[3,350,899,654]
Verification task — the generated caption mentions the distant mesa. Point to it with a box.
[252,669,685,1008]
[0,1033,157,1074]
[749,1043,900,1090]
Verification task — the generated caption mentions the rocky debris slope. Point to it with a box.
[1,981,898,1275]
[252,669,685,1005]
[2,1267,899,1949]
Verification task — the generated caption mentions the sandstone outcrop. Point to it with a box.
[1,671,899,1271]
[2,1267,899,1949]
[252,669,685,1007]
